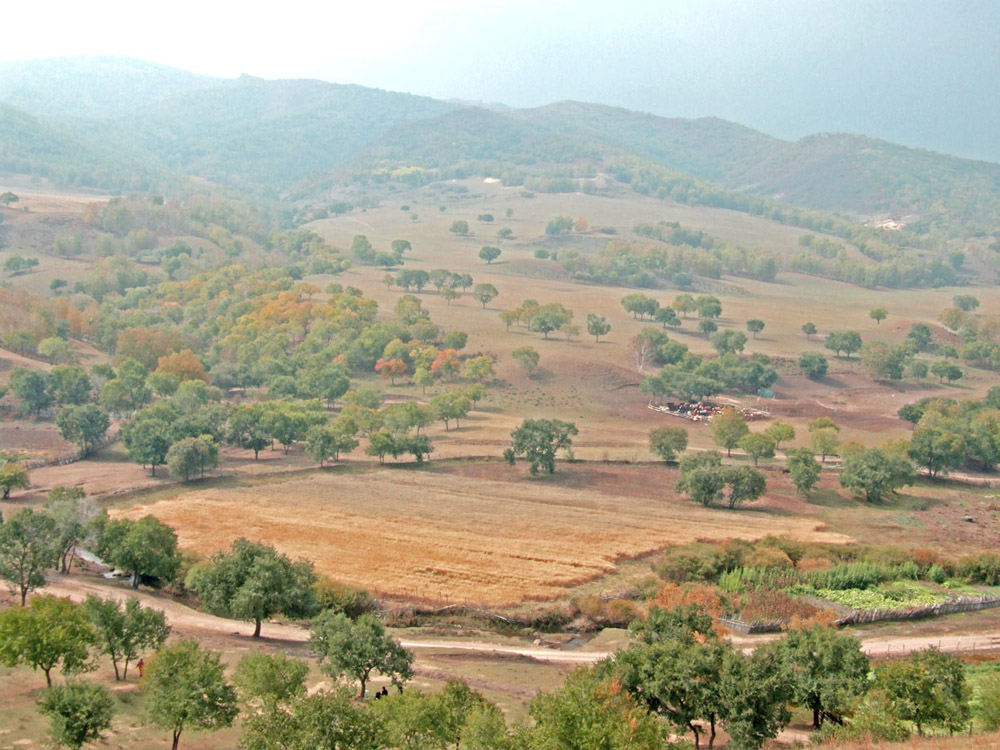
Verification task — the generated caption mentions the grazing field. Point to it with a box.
[111,463,847,606]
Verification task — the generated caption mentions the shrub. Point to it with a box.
[958,553,1000,585]
[314,579,379,620]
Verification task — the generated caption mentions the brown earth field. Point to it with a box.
[104,456,1000,608]
[109,461,848,606]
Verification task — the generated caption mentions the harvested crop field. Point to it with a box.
[112,463,848,606]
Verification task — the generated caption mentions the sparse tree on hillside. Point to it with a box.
[0,191,19,207]
[479,246,501,264]
[504,418,578,474]
[712,407,749,457]
[0,461,30,500]
[839,447,915,503]
[802,322,818,338]
[746,319,765,338]
[739,433,776,466]
[586,313,611,342]
[472,283,499,309]
[649,427,688,463]
[763,421,795,452]
[449,220,469,235]
[786,448,822,495]
[512,346,540,374]
[799,352,828,380]
[869,307,888,325]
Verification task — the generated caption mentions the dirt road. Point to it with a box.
[39,574,1000,664]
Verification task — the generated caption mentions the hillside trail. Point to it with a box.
[39,574,1000,663]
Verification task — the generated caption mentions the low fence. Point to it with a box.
[720,595,1000,634]
[17,432,119,470]
[835,595,1000,627]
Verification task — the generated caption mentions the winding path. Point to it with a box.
[39,574,1000,664]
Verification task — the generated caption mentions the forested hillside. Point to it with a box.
[1,57,999,236]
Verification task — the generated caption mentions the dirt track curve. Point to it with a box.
[39,575,1000,663]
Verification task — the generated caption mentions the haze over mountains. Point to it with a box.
[2,56,999,235]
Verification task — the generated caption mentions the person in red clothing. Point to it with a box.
[137,658,145,678]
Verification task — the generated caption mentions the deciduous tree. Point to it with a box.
[85,595,171,680]
[0,507,58,603]
[310,612,413,698]
[144,640,239,750]
[0,595,95,686]
[504,418,578,474]
[186,539,317,639]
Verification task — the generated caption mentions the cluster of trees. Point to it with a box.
[350,234,411,267]
[638,329,778,400]
[498,298,576,340]
[898,391,1000,474]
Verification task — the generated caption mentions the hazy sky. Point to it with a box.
[8,0,1000,162]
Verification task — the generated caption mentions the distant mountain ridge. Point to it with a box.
[1,56,998,233]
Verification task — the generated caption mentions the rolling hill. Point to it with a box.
[1,57,998,234]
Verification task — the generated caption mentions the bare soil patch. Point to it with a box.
[111,463,847,607]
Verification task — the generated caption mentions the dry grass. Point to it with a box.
[112,465,847,607]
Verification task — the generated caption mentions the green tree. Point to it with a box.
[719,648,792,750]
[39,337,72,364]
[228,405,271,459]
[621,293,659,320]
[869,307,888,325]
[655,306,680,328]
[429,391,472,431]
[809,419,841,463]
[166,435,219,480]
[695,295,722,319]
[56,404,109,457]
[875,648,969,736]
[649,426,688,463]
[0,507,58,604]
[615,638,726,749]
[449,220,469,235]
[953,294,980,312]
[677,451,726,507]
[839,447,915,503]
[0,594,95,686]
[38,680,114,750]
[0,191,19,207]
[586,313,611,342]
[123,411,174,476]
[786,448,821,495]
[512,346,539,374]
[907,323,933,352]
[47,488,98,574]
[532,303,573,339]
[233,650,309,705]
[861,341,907,380]
[504,418,578,474]
[907,426,967,478]
[738,434,775,467]
[413,366,435,394]
[712,406,749,457]
[824,331,863,358]
[97,515,180,589]
[723,466,767,508]
[310,611,414,698]
[0,460,30,500]
[463,355,495,382]
[528,667,664,750]
[746,319,765,338]
[50,365,92,405]
[931,359,963,383]
[99,359,150,414]
[699,319,718,336]
[144,640,239,750]
[801,322,817,338]
[84,595,171,680]
[187,538,317,639]
[471,283,499,309]
[305,424,358,465]
[763,421,795,452]
[478,246,501,264]
[774,625,869,727]
[240,688,385,750]
[10,367,53,415]
[710,330,747,355]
